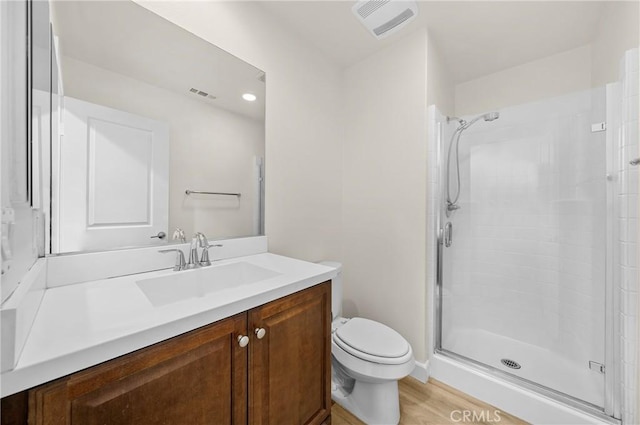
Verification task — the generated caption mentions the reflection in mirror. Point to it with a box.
[31,0,53,256]
[1,0,31,301]
[47,0,265,254]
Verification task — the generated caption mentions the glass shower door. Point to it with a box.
[439,88,607,408]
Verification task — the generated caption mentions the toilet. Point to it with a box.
[319,262,414,425]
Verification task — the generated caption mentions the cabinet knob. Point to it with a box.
[237,335,249,347]
[255,328,266,339]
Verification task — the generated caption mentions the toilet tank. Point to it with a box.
[318,261,342,320]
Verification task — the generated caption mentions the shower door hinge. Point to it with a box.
[591,122,606,132]
[589,361,605,374]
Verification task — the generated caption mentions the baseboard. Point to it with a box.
[410,360,429,383]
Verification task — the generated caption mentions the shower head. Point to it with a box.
[461,111,500,130]
[484,112,499,121]
[446,110,500,216]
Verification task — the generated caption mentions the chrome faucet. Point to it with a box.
[172,228,186,243]
[185,232,223,268]
[187,234,202,269]
[159,231,221,271]
[196,232,209,250]
[159,248,186,271]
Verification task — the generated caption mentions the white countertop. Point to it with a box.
[1,253,336,397]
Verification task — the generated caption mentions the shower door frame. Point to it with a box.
[430,98,621,421]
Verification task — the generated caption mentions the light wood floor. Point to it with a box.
[331,378,529,425]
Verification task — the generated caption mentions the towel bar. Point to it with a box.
[185,190,241,197]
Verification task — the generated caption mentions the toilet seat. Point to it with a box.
[333,318,412,365]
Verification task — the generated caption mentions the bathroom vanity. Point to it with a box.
[1,246,335,425]
[3,282,331,424]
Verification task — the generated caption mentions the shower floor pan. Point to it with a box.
[442,328,603,408]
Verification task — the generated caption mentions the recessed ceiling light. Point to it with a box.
[242,93,257,102]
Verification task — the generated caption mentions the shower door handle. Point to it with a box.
[444,222,453,248]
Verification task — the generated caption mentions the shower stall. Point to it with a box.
[428,49,639,424]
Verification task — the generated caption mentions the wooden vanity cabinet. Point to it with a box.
[27,313,248,425]
[249,281,332,425]
[1,281,331,425]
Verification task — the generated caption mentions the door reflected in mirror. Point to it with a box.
[47,0,265,254]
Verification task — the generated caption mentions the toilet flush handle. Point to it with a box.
[255,328,266,339]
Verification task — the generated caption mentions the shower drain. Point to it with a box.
[500,359,521,369]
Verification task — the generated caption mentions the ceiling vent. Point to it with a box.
[188,87,216,100]
[351,0,418,39]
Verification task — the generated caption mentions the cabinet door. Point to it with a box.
[249,282,331,425]
[28,314,248,425]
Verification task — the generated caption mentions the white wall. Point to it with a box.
[455,45,592,117]
[454,1,639,118]
[61,56,264,242]
[427,34,454,116]
[136,0,343,262]
[591,1,640,87]
[342,28,428,362]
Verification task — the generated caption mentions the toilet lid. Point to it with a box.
[334,318,410,363]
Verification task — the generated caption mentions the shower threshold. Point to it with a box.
[431,349,619,425]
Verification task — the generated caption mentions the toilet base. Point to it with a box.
[332,379,400,425]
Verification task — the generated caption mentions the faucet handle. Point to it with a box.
[172,228,186,243]
[200,244,223,267]
[159,249,186,271]
[196,232,209,247]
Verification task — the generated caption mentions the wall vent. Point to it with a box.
[351,0,418,40]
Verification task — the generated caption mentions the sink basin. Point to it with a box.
[136,262,281,307]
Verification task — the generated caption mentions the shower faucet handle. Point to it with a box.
[444,222,453,248]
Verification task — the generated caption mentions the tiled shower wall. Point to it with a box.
[615,48,639,425]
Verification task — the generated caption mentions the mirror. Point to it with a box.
[45,0,265,254]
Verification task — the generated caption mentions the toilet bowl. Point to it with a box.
[319,262,414,425]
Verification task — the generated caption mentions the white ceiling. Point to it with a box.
[51,1,608,103]
[260,1,606,83]
[52,1,265,120]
